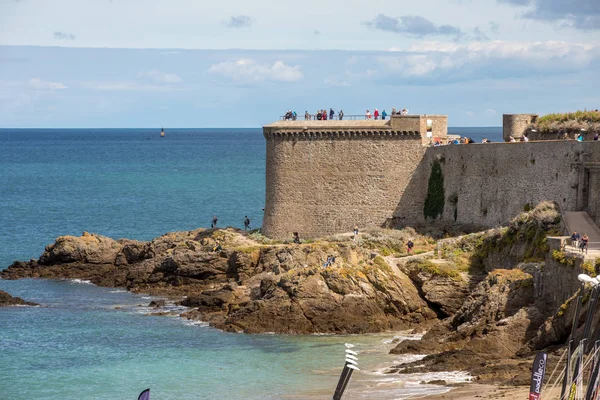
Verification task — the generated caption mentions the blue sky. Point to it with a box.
[0,0,599,128]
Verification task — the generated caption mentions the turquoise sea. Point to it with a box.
[0,128,499,400]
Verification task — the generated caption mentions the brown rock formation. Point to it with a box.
[1,228,439,334]
[0,290,38,307]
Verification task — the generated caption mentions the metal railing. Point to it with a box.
[279,114,393,121]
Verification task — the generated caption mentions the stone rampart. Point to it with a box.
[262,117,600,239]
[262,127,426,239]
[393,141,600,229]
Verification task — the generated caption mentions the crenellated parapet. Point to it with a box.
[263,130,421,141]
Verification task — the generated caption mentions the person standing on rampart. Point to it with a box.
[366,110,371,119]
[580,234,589,254]
[374,108,379,120]
[382,110,387,120]
[338,110,344,120]
[329,108,335,120]
[305,111,310,121]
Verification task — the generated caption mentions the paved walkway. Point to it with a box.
[563,211,600,259]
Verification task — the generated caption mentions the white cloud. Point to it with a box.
[208,59,303,83]
[138,69,183,84]
[375,40,599,83]
[28,78,67,90]
[485,108,497,115]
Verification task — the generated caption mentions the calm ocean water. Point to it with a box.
[0,127,497,399]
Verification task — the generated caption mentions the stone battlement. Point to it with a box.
[265,114,448,144]
[260,112,600,240]
[263,130,421,141]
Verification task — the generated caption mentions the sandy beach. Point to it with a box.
[416,383,563,399]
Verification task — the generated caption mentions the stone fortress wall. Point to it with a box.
[393,141,600,230]
[262,114,600,239]
[262,117,431,239]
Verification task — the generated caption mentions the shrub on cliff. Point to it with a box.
[474,201,562,267]
[533,110,600,134]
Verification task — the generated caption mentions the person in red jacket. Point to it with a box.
[374,108,379,120]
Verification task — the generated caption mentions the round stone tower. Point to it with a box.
[261,120,428,239]
[503,114,538,142]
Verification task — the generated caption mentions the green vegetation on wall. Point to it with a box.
[534,111,600,133]
[424,160,445,220]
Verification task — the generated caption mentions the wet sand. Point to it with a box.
[415,383,563,399]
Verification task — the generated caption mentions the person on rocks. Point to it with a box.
[571,231,581,248]
[211,215,218,229]
[213,241,222,252]
[329,108,335,120]
[353,225,359,241]
[407,239,414,254]
[595,132,599,141]
[323,255,333,268]
[293,232,301,244]
[580,234,589,254]
[338,110,344,120]
[244,216,250,231]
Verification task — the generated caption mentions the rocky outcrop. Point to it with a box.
[0,201,590,386]
[391,268,541,357]
[1,228,438,334]
[0,290,38,306]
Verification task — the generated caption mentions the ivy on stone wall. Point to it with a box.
[424,160,445,220]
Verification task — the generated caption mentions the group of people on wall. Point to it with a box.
[282,107,410,121]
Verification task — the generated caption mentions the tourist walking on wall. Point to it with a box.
[211,215,218,228]
[329,108,335,120]
[338,110,344,120]
[374,108,379,120]
[571,231,580,249]
[305,111,310,121]
[580,234,589,254]
[244,216,250,231]
[366,110,371,120]
[407,240,414,254]
[382,110,387,120]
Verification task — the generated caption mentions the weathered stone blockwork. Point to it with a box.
[262,131,427,239]
[394,141,600,229]
[262,116,600,239]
